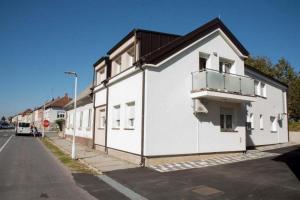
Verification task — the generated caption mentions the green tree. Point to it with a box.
[245,56,274,77]
[1,116,6,122]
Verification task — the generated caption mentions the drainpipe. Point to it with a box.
[139,64,146,167]
[92,69,96,149]
[104,84,109,153]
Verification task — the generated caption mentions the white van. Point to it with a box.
[16,122,31,135]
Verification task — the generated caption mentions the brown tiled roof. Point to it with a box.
[45,94,72,109]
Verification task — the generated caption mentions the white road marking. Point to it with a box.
[0,135,13,153]
[98,174,148,200]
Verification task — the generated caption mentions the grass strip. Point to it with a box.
[41,137,97,174]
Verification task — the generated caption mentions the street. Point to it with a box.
[1,129,300,200]
[0,130,127,200]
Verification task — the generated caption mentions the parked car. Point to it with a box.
[15,122,31,135]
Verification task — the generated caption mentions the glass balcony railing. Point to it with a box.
[191,69,255,96]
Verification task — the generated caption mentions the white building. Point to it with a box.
[65,85,94,147]
[44,94,71,130]
[92,18,288,166]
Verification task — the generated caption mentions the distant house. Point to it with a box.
[64,85,93,147]
[32,106,44,130]
[44,94,71,130]
[17,109,33,124]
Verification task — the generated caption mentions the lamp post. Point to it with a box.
[65,71,78,160]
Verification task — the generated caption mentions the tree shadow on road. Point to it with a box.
[272,146,300,181]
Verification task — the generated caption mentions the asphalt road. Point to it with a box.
[0,130,99,200]
[107,145,300,200]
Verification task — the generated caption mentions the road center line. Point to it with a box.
[98,174,148,200]
[0,135,13,153]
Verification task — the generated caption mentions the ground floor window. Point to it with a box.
[270,116,277,132]
[220,107,234,132]
[98,109,106,129]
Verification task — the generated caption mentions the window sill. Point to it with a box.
[221,129,238,133]
[260,128,264,130]
[271,131,278,133]
[124,128,134,130]
[97,128,105,130]
[255,95,267,99]
[86,128,91,131]
[112,128,120,130]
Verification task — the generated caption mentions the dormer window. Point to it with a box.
[219,59,233,73]
[199,52,209,71]
[112,57,121,76]
[96,67,106,85]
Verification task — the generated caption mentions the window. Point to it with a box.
[112,105,120,128]
[260,82,266,97]
[112,57,121,76]
[259,114,264,130]
[219,61,232,73]
[98,109,106,129]
[70,113,73,128]
[270,116,277,132]
[57,112,65,119]
[199,57,207,70]
[126,46,135,68]
[249,113,254,129]
[79,111,83,129]
[87,109,92,129]
[96,68,105,85]
[254,80,260,95]
[220,107,234,132]
[125,102,135,129]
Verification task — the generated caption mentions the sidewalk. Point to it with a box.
[150,142,298,173]
[45,132,137,173]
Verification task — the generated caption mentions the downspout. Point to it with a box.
[104,84,109,153]
[140,66,146,167]
[104,58,111,153]
[92,68,96,149]
[136,31,146,167]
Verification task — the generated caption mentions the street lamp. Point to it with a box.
[65,71,78,160]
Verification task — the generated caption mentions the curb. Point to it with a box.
[41,136,102,175]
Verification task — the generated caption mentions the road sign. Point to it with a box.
[43,120,49,128]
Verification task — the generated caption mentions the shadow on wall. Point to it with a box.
[272,146,300,181]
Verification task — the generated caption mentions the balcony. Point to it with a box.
[191,69,256,102]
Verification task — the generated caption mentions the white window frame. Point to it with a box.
[112,105,121,129]
[260,82,266,97]
[250,113,254,129]
[98,109,106,129]
[125,101,135,129]
[259,114,264,130]
[220,107,234,132]
[87,109,92,129]
[96,68,106,85]
[270,116,277,132]
[79,111,83,129]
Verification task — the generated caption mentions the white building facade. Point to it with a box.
[92,18,288,165]
[65,86,94,146]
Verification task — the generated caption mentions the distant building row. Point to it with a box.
[11,94,71,130]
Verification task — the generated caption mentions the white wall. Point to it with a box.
[65,103,93,139]
[145,31,247,156]
[44,108,65,123]
[245,69,288,146]
[107,72,143,154]
[95,87,107,107]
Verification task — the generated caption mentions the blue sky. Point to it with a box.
[0,0,299,117]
